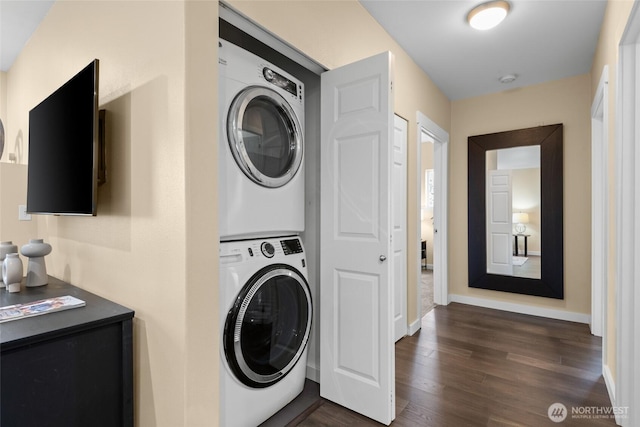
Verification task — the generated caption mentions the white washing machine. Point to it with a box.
[219,236,312,427]
[218,39,305,241]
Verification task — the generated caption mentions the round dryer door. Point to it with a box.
[227,85,303,188]
[224,264,312,388]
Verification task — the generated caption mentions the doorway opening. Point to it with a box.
[415,112,449,329]
[420,132,435,317]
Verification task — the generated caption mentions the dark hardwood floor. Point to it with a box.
[296,303,615,426]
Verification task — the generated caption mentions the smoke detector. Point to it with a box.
[499,74,517,84]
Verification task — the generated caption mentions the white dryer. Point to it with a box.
[219,39,305,241]
[219,236,312,427]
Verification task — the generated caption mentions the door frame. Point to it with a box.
[414,111,449,331]
[615,3,640,425]
[393,114,408,342]
[590,66,608,340]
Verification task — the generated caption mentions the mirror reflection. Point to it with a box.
[486,146,541,279]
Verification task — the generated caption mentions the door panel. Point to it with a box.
[320,51,395,425]
[335,134,380,238]
[488,170,513,275]
[336,270,379,381]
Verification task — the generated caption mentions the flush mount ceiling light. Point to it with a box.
[467,1,510,31]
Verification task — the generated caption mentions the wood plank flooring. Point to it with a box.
[297,303,615,426]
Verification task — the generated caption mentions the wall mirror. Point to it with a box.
[468,124,563,299]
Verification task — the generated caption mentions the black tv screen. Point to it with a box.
[27,59,99,216]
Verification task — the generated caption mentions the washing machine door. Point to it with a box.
[227,85,303,188]
[224,264,312,388]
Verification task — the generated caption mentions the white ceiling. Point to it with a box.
[0,0,55,72]
[360,0,607,100]
[2,1,607,102]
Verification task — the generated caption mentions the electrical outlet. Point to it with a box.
[18,205,32,221]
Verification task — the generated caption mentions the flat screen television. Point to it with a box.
[27,59,102,216]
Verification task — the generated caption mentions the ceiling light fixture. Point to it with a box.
[467,1,510,31]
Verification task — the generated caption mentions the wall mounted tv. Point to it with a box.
[27,59,105,216]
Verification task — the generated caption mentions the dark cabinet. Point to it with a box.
[0,277,134,427]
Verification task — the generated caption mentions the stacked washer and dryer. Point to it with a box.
[218,39,312,427]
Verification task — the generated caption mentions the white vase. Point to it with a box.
[3,253,23,293]
[21,239,52,287]
[0,241,18,288]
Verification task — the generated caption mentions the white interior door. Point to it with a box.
[393,115,407,342]
[320,51,395,425]
[487,170,513,275]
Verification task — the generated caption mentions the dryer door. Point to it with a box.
[227,86,303,188]
[224,264,312,388]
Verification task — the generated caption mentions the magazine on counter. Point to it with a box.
[0,295,86,323]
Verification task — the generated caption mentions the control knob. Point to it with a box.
[261,242,275,258]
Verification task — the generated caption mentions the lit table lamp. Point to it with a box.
[513,212,529,234]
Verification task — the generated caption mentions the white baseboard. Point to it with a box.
[408,318,421,335]
[603,364,616,403]
[449,294,591,324]
[602,364,621,425]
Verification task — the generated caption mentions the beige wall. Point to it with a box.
[0,164,38,250]
[228,0,452,325]
[4,1,218,426]
[450,74,592,315]
[589,0,635,383]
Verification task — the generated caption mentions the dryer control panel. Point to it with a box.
[262,67,299,98]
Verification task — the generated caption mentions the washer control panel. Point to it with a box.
[280,238,303,255]
[220,237,307,271]
[241,237,304,259]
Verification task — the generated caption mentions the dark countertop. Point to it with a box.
[1,276,134,350]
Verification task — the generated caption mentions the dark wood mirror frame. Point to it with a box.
[468,124,564,299]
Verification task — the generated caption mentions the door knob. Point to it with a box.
[379,255,387,262]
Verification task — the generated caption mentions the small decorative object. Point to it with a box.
[3,253,23,293]
[0,241,19,288]
[20,239,52,287]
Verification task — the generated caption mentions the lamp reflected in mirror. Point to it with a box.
[513,212,529,234]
